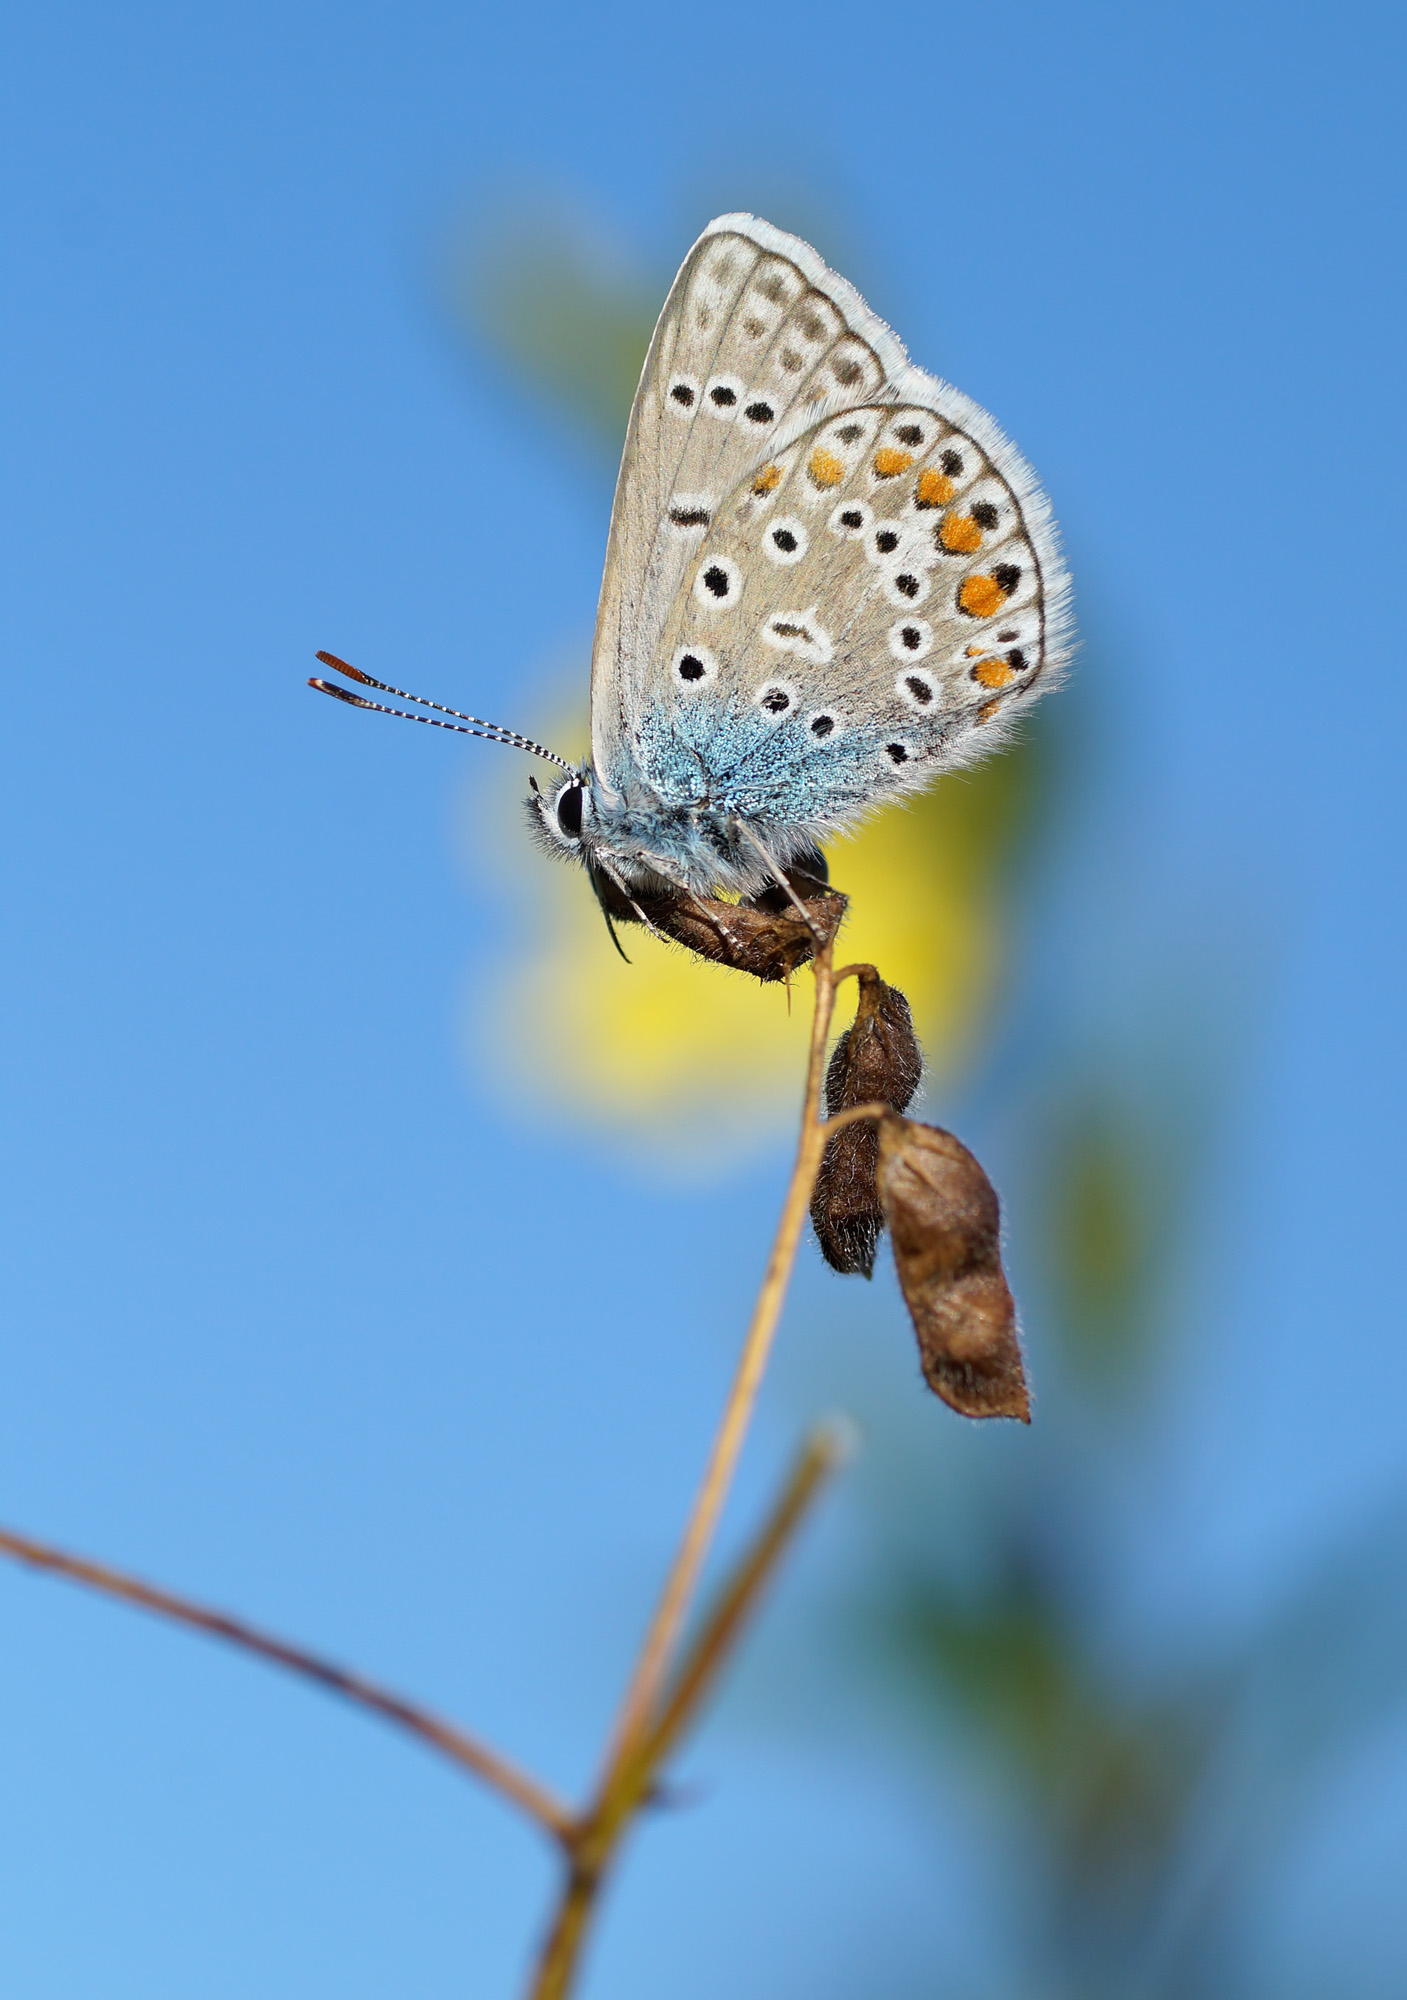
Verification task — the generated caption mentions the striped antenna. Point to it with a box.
[309,652,575,774]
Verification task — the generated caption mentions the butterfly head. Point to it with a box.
[528,767,596,858]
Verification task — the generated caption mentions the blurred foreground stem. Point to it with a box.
[0,1522,572,1838]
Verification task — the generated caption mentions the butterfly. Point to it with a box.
[312,214,1072,935]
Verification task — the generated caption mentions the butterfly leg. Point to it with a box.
[623,845,748,957]
[593,856,672,946]
[681,889,746,958]
[734,823,830,946]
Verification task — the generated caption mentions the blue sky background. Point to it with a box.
[3,1,1405,1994]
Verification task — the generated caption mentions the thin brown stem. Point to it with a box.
[640,1420,851,1776]
[0,1523,573,1843]
[527,1865,600,2000]
[524,951,853,2000]
[820,1100,891,1138]
[599,947,840,1772]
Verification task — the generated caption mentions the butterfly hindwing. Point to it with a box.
[633,397,1064,829]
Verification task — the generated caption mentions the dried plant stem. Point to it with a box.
[527,1426,849,2000]
[821,1100,892,1137]
[638,1421,851,1777]
[600,948,843,1769]
[527,950,862,2000]
[0,1523,572,1842]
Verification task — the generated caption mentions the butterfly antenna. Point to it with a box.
[309,652,575,774]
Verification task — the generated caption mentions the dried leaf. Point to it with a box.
[877,1116,1030,1421]
[591,851,846,982]
[811,973,922,1276]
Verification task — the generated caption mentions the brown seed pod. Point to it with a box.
[876,1116,1030,1421]
[591,851,846,982]
[810,973,922,1276]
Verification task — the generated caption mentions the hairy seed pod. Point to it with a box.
[876,1116,1030,1421]
[811,972,923,1276]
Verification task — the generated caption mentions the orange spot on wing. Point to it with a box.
[752,464,783,495]
[939,512,984,554]
[971,658,1016,690]
[873,447,915,478]
[916,469,956,508]
[977,697,1003,724]
[958,574,1007,619]
[807,448,845,488]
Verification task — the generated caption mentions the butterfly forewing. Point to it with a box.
[590,217,900,791]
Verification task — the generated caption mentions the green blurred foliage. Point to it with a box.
[1035,1068,1203,1389]
[451,213,656,449]
[451,199,1407,1999]
[1048,1096,1164,1364]
[894,1561,1218,1961]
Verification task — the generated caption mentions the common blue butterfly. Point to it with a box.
[312,214,1072,931]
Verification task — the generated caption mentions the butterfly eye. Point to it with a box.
[555,783,585,839]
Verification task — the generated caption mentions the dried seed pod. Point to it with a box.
[810,1121,886,1277]
[590,855,846,982]
[811,973,922,1276]
[876,1116,1030,1421]
[828,972,923,1116]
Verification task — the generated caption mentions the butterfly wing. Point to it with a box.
[637,390,1072,834]
[589,214,904,795]
[590,216,1071,841]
